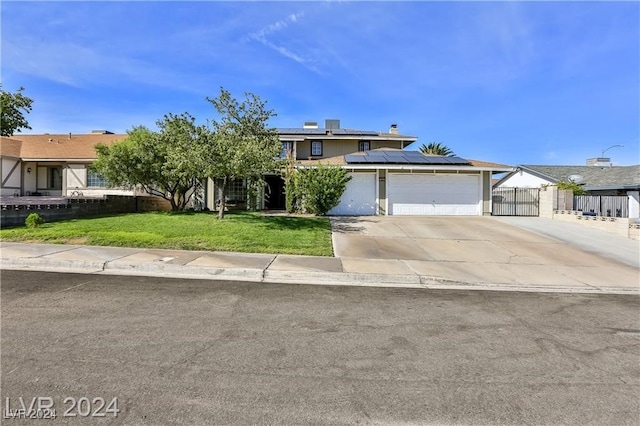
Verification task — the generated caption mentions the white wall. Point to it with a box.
[1,158,21,195]
[66,164,87,189]
[628,191,639,220]
[497,171,551,188]
[23,162,37,194]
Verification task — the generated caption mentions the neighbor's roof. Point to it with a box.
[508,164,640,190]
[0,133,127,160]
[0,137,23,158]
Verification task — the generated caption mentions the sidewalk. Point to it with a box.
[1,240,638,295]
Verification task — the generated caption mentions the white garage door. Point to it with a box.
[388,174,480,215]
[329,173,376,216]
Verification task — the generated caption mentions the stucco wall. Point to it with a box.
[498,171,550,188]
[295,139,404,160]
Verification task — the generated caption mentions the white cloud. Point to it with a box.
[245,11,322,74]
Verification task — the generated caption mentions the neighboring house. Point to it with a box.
[0,131,131,197]
[206,119,513,216]
[494,163,640,196]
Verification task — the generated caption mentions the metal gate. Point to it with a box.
[492,187,540,216]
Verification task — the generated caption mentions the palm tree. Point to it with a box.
[419,142,455,157]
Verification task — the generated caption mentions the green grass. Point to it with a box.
[0,211,334,256]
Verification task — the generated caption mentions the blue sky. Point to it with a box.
[2,1,638,166]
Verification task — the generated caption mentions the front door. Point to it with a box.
[264,175,285,210]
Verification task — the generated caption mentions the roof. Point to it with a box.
[0,137,23,158]
[277,127,417,141]
[298,149,512,171]
[345,150,471,165]
[0,133,127,161]
[504,164,640,190]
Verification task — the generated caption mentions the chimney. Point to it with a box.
[303,121,318,129]
[389,124,398,134]
[586,157,611,167]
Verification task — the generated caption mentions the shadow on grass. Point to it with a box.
[226,211,331,232]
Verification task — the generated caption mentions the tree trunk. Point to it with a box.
[217,177,227,219]
[169,196,179,211]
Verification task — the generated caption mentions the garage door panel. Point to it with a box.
[329,173,376,216]
[388,174,480,216]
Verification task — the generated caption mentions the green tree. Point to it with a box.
[290,164,351,215]
[205,88,281,219]
[92,113,207,211]
[557,181,587,196]
[1,86,34,136]
[419,142,455,156]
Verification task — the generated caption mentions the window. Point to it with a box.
[359,141,371,151]
[225,179,247,203]
[280,141,293,159]
[311,140,323,156]
[87,170,108,187]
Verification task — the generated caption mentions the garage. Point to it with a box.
[387,173,481,215]
[328,172,376,215]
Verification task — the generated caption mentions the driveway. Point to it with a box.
[330,216,640,282]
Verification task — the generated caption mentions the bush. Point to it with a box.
[25,213,45,228]
[291,164,351,215]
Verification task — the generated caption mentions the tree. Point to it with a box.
[1,86,34,136]
[557,181,587,196]
[288,164,351,215]
[205,88,282,219]
[92,113,207,211]
[419,142,455,156]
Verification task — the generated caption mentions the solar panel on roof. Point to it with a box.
[344,150,472,165]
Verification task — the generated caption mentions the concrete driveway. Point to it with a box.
[331,216,560,262]
[330,216,639,289]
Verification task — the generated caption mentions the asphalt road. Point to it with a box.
[2,270,639,425]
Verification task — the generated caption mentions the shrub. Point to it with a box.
[291,164,351,215]
[25,212,45,228]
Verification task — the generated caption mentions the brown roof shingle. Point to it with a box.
[1,133,127,160]
[0,137,23,158]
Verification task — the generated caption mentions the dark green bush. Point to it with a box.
[25,212,45,228]
[291,164,351,215]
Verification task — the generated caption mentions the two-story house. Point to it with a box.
[204,119,513,216]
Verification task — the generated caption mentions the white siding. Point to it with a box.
[497,171,551,188]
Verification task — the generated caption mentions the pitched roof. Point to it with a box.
[0,137,23,158]
[1,133,127,160]
[519,164,640,190]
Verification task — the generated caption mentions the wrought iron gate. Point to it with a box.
[492,187,540,216]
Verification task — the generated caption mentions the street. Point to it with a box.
[2,270,639,425]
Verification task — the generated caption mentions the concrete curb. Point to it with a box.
[2,257,638,295]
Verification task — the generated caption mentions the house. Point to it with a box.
[0,131,131,197]
[205,119,513,216]
[2,120,513,217]
[494,162,640,196]
[307,149,512,216]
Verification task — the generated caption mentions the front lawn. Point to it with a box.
[0,211,334,256]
